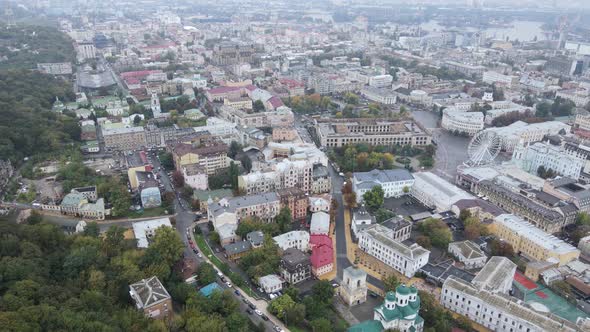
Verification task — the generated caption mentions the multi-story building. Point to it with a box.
[37,62,73,75]
[238,159,313,195]
[441,257,582,332]
[77,41,96,61]
[340,267,368,306]
[353,169,414,203]
[310,234,333,277]
[542,177,590,213]
[556,89,590,107]
[412,172,473,212]
[315,118,431,148]
[218,104,295,128]
[211,42,257,66]
[272,127,298,142]
[445,61,486,77]
[512,141,585,180]
[170,141,228,176]
[280,248,311,285]
[102,126,147,151]
[273,230,310,252]
[352,206,376,238]
[368,74,394,88]
[574,113,590,133]
[482,121,571,152]
[358,224,430,278]
[441,110,484,136]
[491,214,580,266]
[129,276,172,320]
[482,71,519,88]
[58,187,106,220]
[311,164,332,194]
[277,187,309,221]
[478,180,575,234]
[182,164,208,190]
[207,192,281,229]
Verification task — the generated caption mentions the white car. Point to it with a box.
[226,281,232,288]
[217,271,223,277]
[254,309,263,316]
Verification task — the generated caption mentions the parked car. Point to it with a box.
[254,309,263,316]
[226,281,232,288]
[246,309,253,315]
[248,303,256,310]
[261,315,269,321]
[234,290,241,296]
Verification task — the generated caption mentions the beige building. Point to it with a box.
[103,126,147,151]
[340,266,368,306]
[315,118,431,148]
[224,96,253,110]
[272,127,298,142]
[170,141,229,175]
[491,214,580,266]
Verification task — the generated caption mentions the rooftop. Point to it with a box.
[129,276,171,309]
[362,224,429,259]
[471,256,516,292]
[223,240,252,256]
[132,218,172,248]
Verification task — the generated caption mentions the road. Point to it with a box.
[150,153,284,332]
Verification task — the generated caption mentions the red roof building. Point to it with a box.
[310,234,334,277]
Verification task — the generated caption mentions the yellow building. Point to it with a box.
[491,214,580,266]
[128,166,148,190]
[171,142,229,175]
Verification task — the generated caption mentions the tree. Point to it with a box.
[383,274,400,292]
[283,286,300,302]
[490,238,514,257]
[363,186,384,212]
[276,207,292,233]
[374,208,395,223]
[133,114,141,125]
[268,294,296,320]
[418,218,452,249]
[228,141,242,159]
[158,151,174,170]
[197,262,217,286]
[535,102,551,118]
[172,170,185,187]
[577,212,590,226]
[228,161,240,190]
[253,100,265,112]
[311,280,334,305]
[459,209,472,221]
[416,235,432,249]
[311,318,332,332]
[144,226,184,267]
[83,222,100,237]
[464,216,488,240]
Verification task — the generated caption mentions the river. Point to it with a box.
[420,20,547,42]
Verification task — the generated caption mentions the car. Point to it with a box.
[331,283,339,288]
[242,298,249,304]
[188,240,193,245]
[248,303,256,310]
[190,243,195,249]
[234,290,241,296]
[261,315,269,321]
[269,293,277,300]
[197,253,202,258]
[254,309,263,316]
[273,326,283,332]
[217,271,223,277]
[220,276,226,282]
[226,281,232,288]
[246,309,253,315]
[192,248,198,254]
[339,172,345,177]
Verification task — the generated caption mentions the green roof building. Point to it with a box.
[348,284,424,332]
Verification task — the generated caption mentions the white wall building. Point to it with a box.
[310,212,330,235]
[441,110,484,136]
[361,86,397,105]
[448,240,487,269]
[258,274,283,294]
[483,71,519,88]
[353,169,414,203]
[358,224,430,278]
[132,218,173,248]
[556,89,590,107]
[483,121,571,152]
[512,141,585,180]
[368,74,393,88]
[273,230,310,252]
[411,172,473,212]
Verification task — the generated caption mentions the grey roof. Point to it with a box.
[343,266,367,279]
[246,230,265,246]
[209,192,280,217]
[449,240,486,260]
[471,256,516,292]
[353,169,414,190]
[312,164,329,178]
[223,240,252,255]
[421,260,475,284]
[352,206,376,223]
[534,191,561,206]
[78,71,116,89]
[550,177,578,187]
[281,248,310,270]
[362,224,429,259]
[381,216,411,232]
[129,276,170,309]
[452,199,504,217]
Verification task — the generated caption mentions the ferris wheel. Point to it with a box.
[465,131,502,167]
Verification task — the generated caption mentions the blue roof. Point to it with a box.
[199,282,222,297]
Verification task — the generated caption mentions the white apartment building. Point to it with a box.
[77,42,96,61]
[512,141,585,180]
[483,121,571,152]
[352,169,414,203]
[411,172,473,212]
[441,110,484,136]
[238,159,313,194]
[361,86,397,105]
[207,192,281,229]
[448,240,487,269]
[182,164,208,191]
[368,74,393,88]
[483,71,519,88]
[574,113,590,132]
[273,230,310,252]
[441,257,581,332]
[358,224,430,278]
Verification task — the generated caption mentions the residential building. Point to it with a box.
[445,61,486,77]
[315,118,431,148]
[258,274,283,294]
[478,180,575,233]
[574,113,590,132]
[441,257,581,332]
[556,89,590,107]
[311,164,332,194]
[182,164,208,190]
[441,110,484,136]
[132,218,173,248]
[411,172,474,212]
[238,159,313,195]
[358,224,430,278]
[272,127,298,142]
[512,141,585,180]
[102,126,147,151]
[277,187,309,221]
[340,267,368,306]
[207,192,281,229]
[59,188,106,220]
[37,62,73,75]
[352,206,376,238]
[217,223,238,245]
[310,235,333,277]
[542,177,590,213]
[273,230,310,252]
[309,194,331,213]
[223,241,252,261]
[246,231,264,248]
[491,214,580,266]
[170,141,229,175]
[348,285,424,332]
[353,169,414,203]
[77,41,96,61]
[483,71,519,88]
[310,212,330,235]
[280,248,311,285]
[129,276,172,320]
[448,240,487,269]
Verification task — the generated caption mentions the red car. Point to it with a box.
[188,240,193,245]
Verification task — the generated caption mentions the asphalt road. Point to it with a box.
[151,153,282,332]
